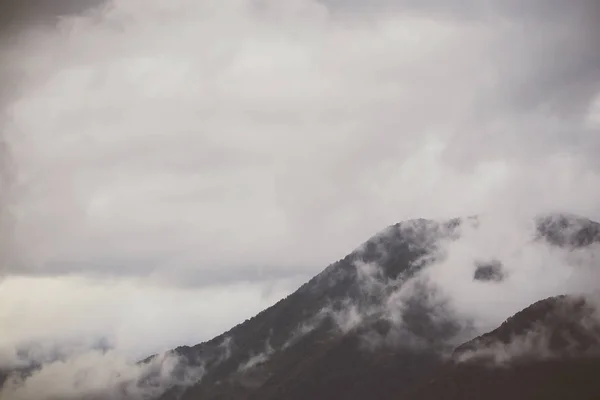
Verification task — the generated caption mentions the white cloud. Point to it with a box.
[0,275,297,363]
[421,215,600,333]
[0,0,523,280]
[1,349,200,400]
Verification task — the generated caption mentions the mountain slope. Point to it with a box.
[160,218,462,400]
[406,294,600,400]
[160,214,600,400]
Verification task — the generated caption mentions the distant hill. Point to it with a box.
[406,294,600,400]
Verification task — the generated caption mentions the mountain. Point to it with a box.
[156,218,464,399]
[536,212,600,247]
[406,294,600,400]
[154,214,600,400]
[2,213,599,400]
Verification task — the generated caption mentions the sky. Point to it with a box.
[0,0,599,367]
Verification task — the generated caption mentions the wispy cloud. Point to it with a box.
[1,350,200,400]
[306,214,600,354]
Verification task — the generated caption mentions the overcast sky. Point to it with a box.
[0,0,599,362]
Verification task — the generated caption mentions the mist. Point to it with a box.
[1,349,203,400]
[319,214,600,360]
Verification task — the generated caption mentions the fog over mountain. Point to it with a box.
[3,213,600,399]
[1,0,600,399]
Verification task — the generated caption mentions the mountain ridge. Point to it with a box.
[406,293,600,400]
[2,213,600,400]
[156,213,600,400]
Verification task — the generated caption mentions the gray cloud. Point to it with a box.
[317,0,600,169]
[0,349,201,400]
[0,0,105,32]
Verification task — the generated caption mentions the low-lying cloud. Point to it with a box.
[1,350,201,400]
[454,293,600,365]
[315,214,600,356]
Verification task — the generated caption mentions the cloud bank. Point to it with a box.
[3,0,600,282]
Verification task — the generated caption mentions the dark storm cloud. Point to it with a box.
[0,0,106,32]
[0,0,107,103]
